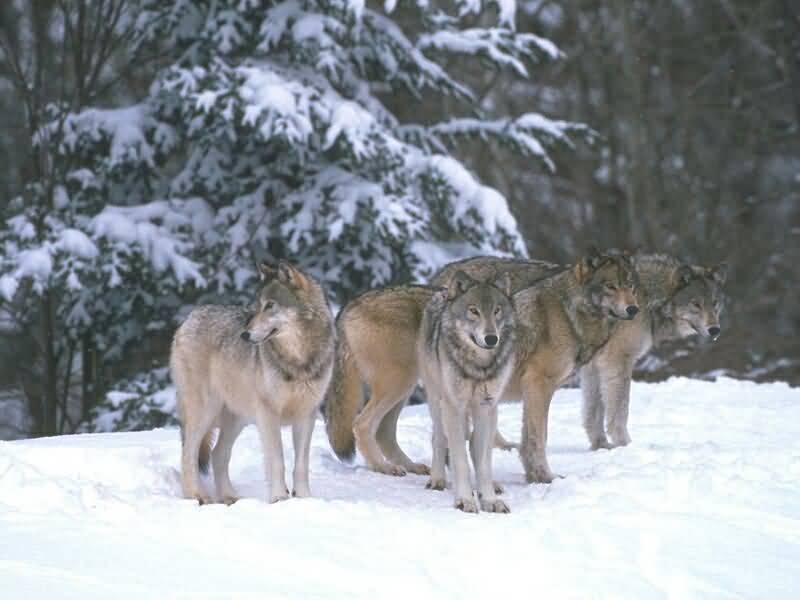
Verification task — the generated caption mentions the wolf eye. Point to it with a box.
[494,306,502,317]
[264,300,275,310]
[605,283,618,291]
[691,300,702,309]
[468,306,480,317]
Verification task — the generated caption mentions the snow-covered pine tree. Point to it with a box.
[1,0,589,432]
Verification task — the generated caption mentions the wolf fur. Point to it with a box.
[420,271,516,513]
[171,261,335,504]
[324,284,436,475]
[582,255,728,449]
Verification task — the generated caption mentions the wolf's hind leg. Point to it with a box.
[581,363,611,450]
[212,408,246,504]
[353,376,413,476]
[377,394,430,475]
[291,410,316,498]
[520,373,559,484]
[180,392,217,505]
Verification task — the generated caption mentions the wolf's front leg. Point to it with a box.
[440,400,477,512]
[255,406,289,503]
[602,359,634,447]
[425,394,448,491]
[471,404,509,513]
[291,411,316,498]
[581,363,611,450]
[520,373,559,484]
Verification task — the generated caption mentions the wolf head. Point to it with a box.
[667,263,727,341]
[241,261,312,344]
[574,249,640,320]
[444,270,515,350]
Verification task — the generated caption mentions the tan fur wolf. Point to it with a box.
[325,249,638,482]
[419,271,516,513]
[171,261,335,504]
[435,253,728,451]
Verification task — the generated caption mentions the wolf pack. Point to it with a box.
[171,250,727,513]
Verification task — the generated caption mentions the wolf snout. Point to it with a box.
[708,326,721,340]
[626,305,639,317]
[484,334,499,348]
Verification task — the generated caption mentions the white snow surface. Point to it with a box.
[1,377,798,599]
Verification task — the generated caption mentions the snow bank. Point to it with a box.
[1,378,798,599]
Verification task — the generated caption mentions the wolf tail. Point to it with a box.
[324,326,362,462]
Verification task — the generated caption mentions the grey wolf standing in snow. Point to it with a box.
[171,261,335,504]
[434,253,728,450]
[419,271,516,513]
[581,256,727,449]
[326,249,638,483]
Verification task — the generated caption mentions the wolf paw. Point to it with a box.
[291,487,311,499]
[590,438,613,451]
[610,430,632,447]
[375,463,407,477]
[269,487,290,503]
[494,482,505,495]
[480,498,510,513]
[425,478,447,491]
[525,467,562,484]
[405,462,430,476]
[194,494,214,506]
[454,497,479,513]
[496,441,519,451]
[221,495,240,506]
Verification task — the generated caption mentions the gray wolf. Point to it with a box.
[581,255,727,449]
[171,261,335,504]
[420,271,516,513]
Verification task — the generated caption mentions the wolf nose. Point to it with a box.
[626,305,639,317]
[241,331,251,342]
[708,326,720,339]
[484,334,499,347]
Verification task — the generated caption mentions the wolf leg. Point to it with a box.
[440,399,477,512]
[581,363,611,450]
[494,429,519,451]
[254,406,289,503]
[291,410,316,498]
[426,393,448,491]
[212,408,246,504]
[520,372,559,484]
[353,376,413,476]
[377,394,430,475]
[180,391,217,505]
[472,404,509,513]
[602,358,635,447]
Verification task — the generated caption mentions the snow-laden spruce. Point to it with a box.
[0,0,589,431]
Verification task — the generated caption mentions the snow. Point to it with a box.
[57,229,99,260]
[2,377,798,599]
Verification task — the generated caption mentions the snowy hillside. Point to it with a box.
[1,377,798,599]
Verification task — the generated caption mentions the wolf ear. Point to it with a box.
[706,262,728,285]
[447,270,474,299]
[277,260,305,288]
[259,263,278,281]
[674,264,694,287]
[494,272,512,297]
[575,247,602,282]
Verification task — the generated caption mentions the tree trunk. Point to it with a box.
[40,291,58,436]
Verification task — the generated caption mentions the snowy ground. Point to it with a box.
[1,377,799,599]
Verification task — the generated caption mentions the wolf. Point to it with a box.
[325,284,437,475]
[581,255,727,449]
[171,261,335,505]
[435,253,728,451]
[420,271,516,513]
